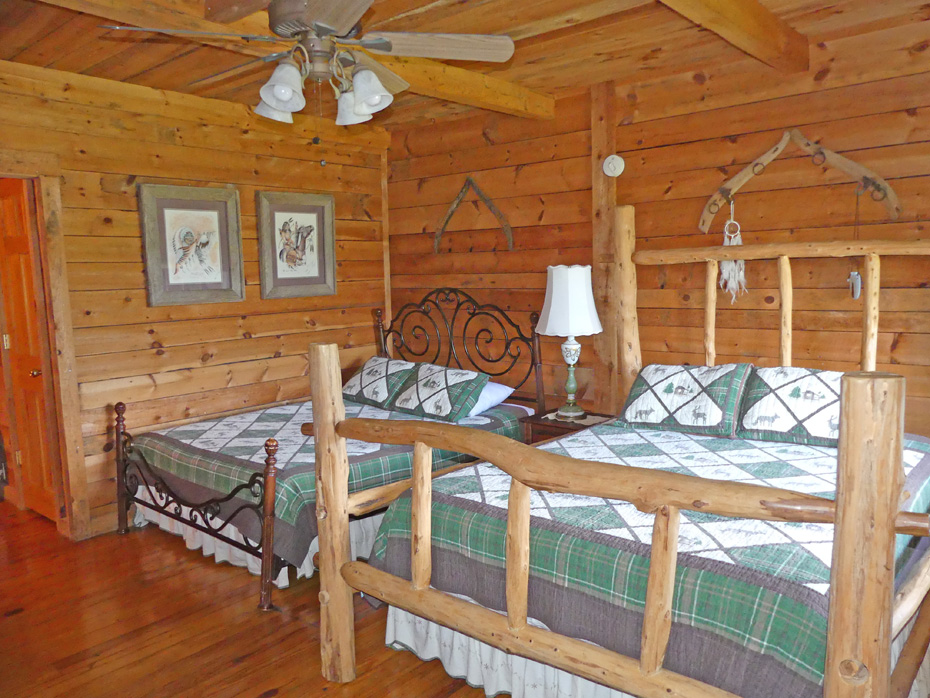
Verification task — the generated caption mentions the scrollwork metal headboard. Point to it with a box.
[375,288,545,412]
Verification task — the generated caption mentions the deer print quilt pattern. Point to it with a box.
[737,367,843,447]
[342,356,416,408]
[621,363,753,436]
[392,363,490,422]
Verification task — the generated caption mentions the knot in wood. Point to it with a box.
[838,659,869,685]
[318,591,330,605]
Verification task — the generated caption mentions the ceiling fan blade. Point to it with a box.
[361,32,515,63]
[352,51,410,95]
[188,51,290,88]
[101,25,285,43]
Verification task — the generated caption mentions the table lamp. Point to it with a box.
[536,265,602,420]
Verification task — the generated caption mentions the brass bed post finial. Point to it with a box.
[374,308,387,357]
[529,310,545,413]
[258,438,279,612]
[114,402,129,535]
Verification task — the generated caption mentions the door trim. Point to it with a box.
[0,149,89,540]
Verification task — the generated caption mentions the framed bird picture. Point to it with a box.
[256,191,336,299]
[138,184,244,306]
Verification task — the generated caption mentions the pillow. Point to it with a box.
[736,367,843,447]
[342,356,416,408]
[467,381,515,417]
[391,363,491,422]
[621,363,753,437]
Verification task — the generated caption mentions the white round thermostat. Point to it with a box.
[602,154,626,177]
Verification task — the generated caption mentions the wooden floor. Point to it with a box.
[0,503,485,698]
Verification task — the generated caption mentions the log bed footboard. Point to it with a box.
[113,402,283,610]
[309,341,930,698]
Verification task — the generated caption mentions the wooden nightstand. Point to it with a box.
[520,410,614,444]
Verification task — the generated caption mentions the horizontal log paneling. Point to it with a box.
[389,15,930,434]
[0,60,388,536]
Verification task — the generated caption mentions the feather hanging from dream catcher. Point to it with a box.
[719,197,747,303]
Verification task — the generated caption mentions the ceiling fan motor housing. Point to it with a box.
[269,0,315,38]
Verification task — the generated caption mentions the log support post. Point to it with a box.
[861,253,880,371]
[641,505,680,674]
[309,343,356,683]
[617,206,641,400]
[410,441,432,591]
[258,438,278,611]
[824,372,905,698]
[506,478,531,631]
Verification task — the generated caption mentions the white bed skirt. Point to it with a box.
[131,487,383,588]
[385,606,930,698]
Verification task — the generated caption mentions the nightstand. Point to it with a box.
[520,410,613,444]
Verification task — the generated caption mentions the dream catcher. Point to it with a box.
[719,197,746,303]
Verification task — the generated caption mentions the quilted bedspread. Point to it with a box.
[129,398,528,566]
[370,420,930,698]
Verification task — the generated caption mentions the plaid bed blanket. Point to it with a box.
[130,399,528,566]
[370,420,930,698]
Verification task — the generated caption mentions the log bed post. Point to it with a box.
[640,504,681,675]
[308,342,356,683]
[258,438,278,611]
[704,261,718,366]
[824,372,905,698]
[617,206,642,401]
[506,478,531,632]
[410,442,432,591]
[114,402,129,535]
[861,253,881,371]
[778,255,793,366]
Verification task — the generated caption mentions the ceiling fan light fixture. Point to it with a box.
[351,68,392,115]
[335,91,373,126]
[259,59,306,112]
[254,99,294,124]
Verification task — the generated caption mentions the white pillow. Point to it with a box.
[467,381,515,417]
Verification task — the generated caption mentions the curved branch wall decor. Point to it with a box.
[434,176,514,253]
[698,129,902,233]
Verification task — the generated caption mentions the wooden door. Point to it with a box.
[0,178,61,521]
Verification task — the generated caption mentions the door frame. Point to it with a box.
[0,149,89,539]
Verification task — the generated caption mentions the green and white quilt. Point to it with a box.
[131,398,528,567]
[370,419,930,698]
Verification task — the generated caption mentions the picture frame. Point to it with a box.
[138,184,244,307]
[257,191,336,299]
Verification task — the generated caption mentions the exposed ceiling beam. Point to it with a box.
[372,55,554,119]
[656,0,809,72]
[204,0,270,24]
[34,0,275,57]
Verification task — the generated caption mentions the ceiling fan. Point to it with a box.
[104,0,515,126]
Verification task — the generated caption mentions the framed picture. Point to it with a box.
[138,184,244,306]
[257,191,336,299]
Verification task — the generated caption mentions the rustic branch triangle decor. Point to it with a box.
[434,176,514,253]
[698,128,902,233]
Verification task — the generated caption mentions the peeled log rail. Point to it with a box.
[335,418,929,535]
[633,239,930,265]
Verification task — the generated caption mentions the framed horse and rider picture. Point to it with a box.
[138,184,245,307]
[256,191,336,299]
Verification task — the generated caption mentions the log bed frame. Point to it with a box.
[112,287,544,612]
[311,207,930,698]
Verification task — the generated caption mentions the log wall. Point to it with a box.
[0,59,389,537]
[388,19,930,435]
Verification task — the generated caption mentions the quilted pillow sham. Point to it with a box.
[736,366,844,447]
[391,363,490,422]
[621,363,753,437]
[342,356,416,408]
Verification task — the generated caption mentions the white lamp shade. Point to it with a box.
[335,92,373,126]
[352,69,393,115]
[536,265,602,338]
[259,60,306,112]
[253,99,294,124]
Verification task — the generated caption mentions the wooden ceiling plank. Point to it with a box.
[32,0,278,57]
[372,54,554,119]
[13,13,104,66]
[1,2,75,60]
[657,0,809,72]
[204,0,270,24]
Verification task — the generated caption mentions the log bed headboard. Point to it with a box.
[375,287,546,413]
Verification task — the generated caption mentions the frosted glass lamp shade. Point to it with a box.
[259,60,306,112]
[253,99,294,124]
[352,69,393,115]
[335,91,373,126]
[536,265,602,338]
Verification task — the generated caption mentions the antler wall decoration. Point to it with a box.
[698,129,902,233]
